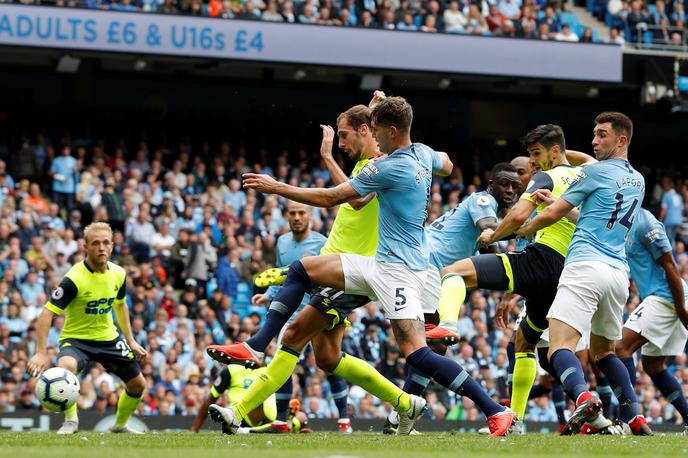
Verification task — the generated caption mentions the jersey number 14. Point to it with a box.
[606,193,639,235]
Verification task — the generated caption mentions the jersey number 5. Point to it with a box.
[606,193,639,235]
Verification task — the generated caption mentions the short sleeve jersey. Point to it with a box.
[426,191,498,269]
[627,208,686,303]
[320,159,379,257]
[211,365,276,409]
[45,261,127,342]
[349,143,444,271]
[520,165,580,257]
[265,231,327,301]
[562,159,645,270]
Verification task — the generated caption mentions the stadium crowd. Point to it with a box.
[0,135,687,426]
[16,0,617,44]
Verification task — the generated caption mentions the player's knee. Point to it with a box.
[615,341,632,359]
[314,352,339,373]
[57,356,78,374]
[126,374,146,396]
[641,356,665,376]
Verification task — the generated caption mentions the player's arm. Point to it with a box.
[27,308,56,377]
[532,189,580,223]
[191,391,220,432]
[192,369,231,432]
[27,277,78,376]
[516,197,574,239]
[479,199,536,246]
[565,150,598,166]
[434,151,453,177]
[243,174,360,208]
[319,124,375,211]
[475,216,500,253]
[657,252,688,328]
[113,276,148,361]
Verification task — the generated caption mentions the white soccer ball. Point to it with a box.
[34,367,80,412]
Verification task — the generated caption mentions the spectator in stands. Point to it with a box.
[444,0,468,32]
[538,6,561,33]
[627,0,650,42]
[48,145,77,215]
[485,4,506,33]
[580,27,595,42]
[671,1,686,25]
[651,0,670,25]
[607,26,626,46]
[466,4,488,34]
[660,176,686,248]
[554,23,579,41]
[499,0,521,21]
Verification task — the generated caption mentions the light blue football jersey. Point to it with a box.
[426,191,498,269]
[627,208,686,303]
[513,209,538,252]
[349,143,444,271]
[265,231,327,302]
[561,158,645,271]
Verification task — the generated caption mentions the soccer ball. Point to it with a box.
[34,367,80,412]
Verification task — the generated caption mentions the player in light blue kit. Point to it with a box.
[424,162,521,340]
[208,95,517,437]
[248,200,327,429]
[616,208,688,432]
[517,112,649,435]
[384,162,520,433]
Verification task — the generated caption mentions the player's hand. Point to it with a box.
[242,173,279,194]
[320,125,335,160]
[478,228,495,248]
[27,351,51,378]
[369,90,386,108]
[532,189,555,206]
[494,296,515,330]
[130,342,149,363]
[251,293,270,306]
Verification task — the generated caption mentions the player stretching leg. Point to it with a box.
[386,162,520,433]
[207,96,516,436]
[439,125,580,424]
[191,363,311,434]
[616,208,688,433]
[208,103,382,434]
[517,112,649,435]
[27,222,148,434]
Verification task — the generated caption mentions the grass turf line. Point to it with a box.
[1,431,686,458]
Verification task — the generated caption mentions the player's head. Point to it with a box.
[509,156,532,193]
[488,163,520,209]
[285,200,312,235]
[370,96,413,155]
[521,124,566,173]
[83,222,114,265]
[592,111,633,160]
[336,105,375,161]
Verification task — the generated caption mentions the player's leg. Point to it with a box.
[309,327,353,433]
[210,306,334,433]
[100,338,147,434]
[511,324,539,421]
[590,266,650,435]
[435,258,474,335]
[615,327,647,387]
[207,255,345,365]
[55,341,87,434]
[311,312,414,433]
[643,355,688,428]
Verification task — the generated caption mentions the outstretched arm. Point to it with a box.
[566,150,597,166]
[320,124,375,211]
[243,173,360,208]
[516,197,574,239]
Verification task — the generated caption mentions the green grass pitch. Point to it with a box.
[2,431,687,458]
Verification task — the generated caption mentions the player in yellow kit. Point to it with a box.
[27,222,148,434]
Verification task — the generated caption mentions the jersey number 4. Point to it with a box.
[606,193,639,235]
